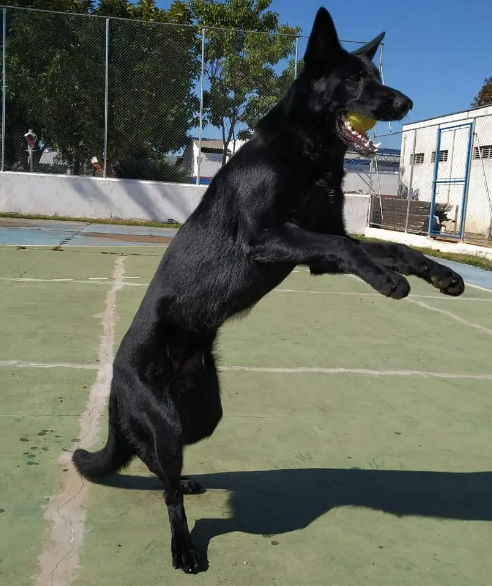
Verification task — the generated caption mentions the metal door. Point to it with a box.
[429,123,473,239]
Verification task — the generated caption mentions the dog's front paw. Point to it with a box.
[429,267,465,296]
[172,532,200,574]
[374,271,410,300]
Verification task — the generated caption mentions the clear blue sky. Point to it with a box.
[160,1,492,148]
[271,0,491,133]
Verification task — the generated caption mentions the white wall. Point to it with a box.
[344,170,399,197]
[365,226,492,261]
[344,194,370,234]
[0,172,206,224]
[0,171,371,234]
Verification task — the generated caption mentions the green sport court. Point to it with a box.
[1,229,492,586]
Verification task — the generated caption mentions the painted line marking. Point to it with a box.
[0,277,75,283]
[35,255,126,586]
[0,360,98,370]
[1,359,491,382]
[0,277,105,285]
[407,298,492,336]
[0,276,489,301]
[220,365,492,380]
[275,288,492,301]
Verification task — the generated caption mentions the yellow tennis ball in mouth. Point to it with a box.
[346,112,377,133]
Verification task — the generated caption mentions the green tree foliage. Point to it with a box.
[472,77,492,108]
[2,0,197,176]
[190,0,300,165]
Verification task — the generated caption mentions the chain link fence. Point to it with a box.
[368,113,492,246]
[0,5,375,186]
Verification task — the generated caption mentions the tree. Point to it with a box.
[190,0,300,165]
[2,0,198,176]
[472,77,492,108]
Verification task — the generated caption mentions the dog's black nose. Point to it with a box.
[392,92,413,118]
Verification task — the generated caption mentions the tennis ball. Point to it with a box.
[346,111,376,133]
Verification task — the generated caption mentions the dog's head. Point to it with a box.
[299,7,413,155]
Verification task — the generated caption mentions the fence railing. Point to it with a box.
[0,5,373,186]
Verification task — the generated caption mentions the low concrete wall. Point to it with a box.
[0,172,206,224]
[344,170,399,197]
[344,193,370,235]
[0,172,370,234]
[365,226,492,261]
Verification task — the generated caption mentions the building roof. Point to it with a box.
[402,104,492,129]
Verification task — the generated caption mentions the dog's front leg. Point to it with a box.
[359,241,464,296]
[250,223,410,299]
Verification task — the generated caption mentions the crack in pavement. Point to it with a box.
[35,255,126,586]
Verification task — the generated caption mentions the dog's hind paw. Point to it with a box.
[181,477,204,494]
[172,533,200,574]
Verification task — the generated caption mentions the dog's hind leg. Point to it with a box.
[73,390,135,481]
[359,241,464,296]
[138,418,200,574]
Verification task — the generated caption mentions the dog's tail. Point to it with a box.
[72,393,134,481]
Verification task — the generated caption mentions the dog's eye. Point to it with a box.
[347,72,363,83]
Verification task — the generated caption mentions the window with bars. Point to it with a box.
[473,145,492,159]
[431,149,449,163]
[410,153,425,164]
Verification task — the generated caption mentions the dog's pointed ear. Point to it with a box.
[352,32,385,61]
[304,7,343,65]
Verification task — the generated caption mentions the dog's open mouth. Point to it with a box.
[336,113,380,157]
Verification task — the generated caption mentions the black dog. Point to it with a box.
[73,7,464,574]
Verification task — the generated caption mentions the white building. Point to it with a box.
[178,137,247,185]
[400,105,492,238]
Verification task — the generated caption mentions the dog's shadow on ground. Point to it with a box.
[104,468,492,571]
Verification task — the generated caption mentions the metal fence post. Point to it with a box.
[404,129,417,232]
[1,8,7,172]
[196,27,206,186]
[294,36,299,79]
[460,119,476,242]
[103,18,110,178]
[378,43,392,136]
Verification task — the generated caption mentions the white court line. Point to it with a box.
[274,288,492,301]
[2,359,491,382]
[407,298,492,336]
[0,360,98,370]
[1,275,490,301]
[466,282,492,295]
[0,277,107,285]
[220,365,492,380]
[35,255,126,586]
[0,277,75,282]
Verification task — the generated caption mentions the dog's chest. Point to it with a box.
[293,176,345,235]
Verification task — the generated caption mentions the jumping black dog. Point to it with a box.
[73,7,464,574]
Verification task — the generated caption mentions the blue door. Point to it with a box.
[429,123,473,239]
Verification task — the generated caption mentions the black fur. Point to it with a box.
[73,7,465,574]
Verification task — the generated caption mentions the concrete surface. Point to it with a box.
[0,244,492,586]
